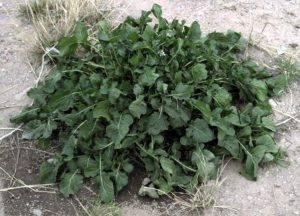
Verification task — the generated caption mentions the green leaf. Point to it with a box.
[191,146,217,180]
[22,119,57,140]
[129,96,147,119]
[60,170,83,197]
[122,160,134,173]
[77,155,99,177]
[171,83,193,100]
[160,157,176,175]
[255,134,278,153]
[146,112,169,135]
[152,3,162,18]
[74,21,88,44]
[93,100,110,120]
[191,99,212,120]
[62,135,77,161]
[10,107,40,124]
[164,101,191,127]
[94,172,115,203]
[241,145,267,181]
[218,136,240,158]
[261,117,276,132]
[186,119,214,143]
[106,114,134,143]
[113,170,128,192]
[57,36,78,57]
[39,158,62,183]
[213,87,232,107]
[139,68,159,86]
[187,21,201,42]
[98,20,110,41]
[266,74,289,95]
[250,79,268,101]
[192,64,208,81]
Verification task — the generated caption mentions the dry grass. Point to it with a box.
[18,0,115,53]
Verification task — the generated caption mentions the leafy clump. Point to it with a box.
[12,4,289,202]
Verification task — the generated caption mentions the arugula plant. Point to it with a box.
[11,4,290,202]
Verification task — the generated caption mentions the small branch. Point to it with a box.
[0,125,23,141]
[0,184,55,192]
[273,109,300,124]
[75,196,92,216]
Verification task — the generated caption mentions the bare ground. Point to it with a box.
[0,0,300,216]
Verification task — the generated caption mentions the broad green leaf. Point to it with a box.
[255,134,278,153]
[74,21,88,44]
[139,68,159,86]
[187,21,201,42]
[191,99,212,120]
[192,64,208,81]
[129,96,147,118]
[93,100,110,120]
[62,135,77,161]
[213,87,232,107]
[94,172,115,203]
[10,107,39,124]
[77,155,99,177]
[39,158,62,183]
[57,36,78,57]
[98,20,110,41]
[152,3,162,18]
[160,157,176,174]
[171,83,193,100]
[218,136,240,158]
[106,114,134,143]
[113,170,128,192]
[27,88,47,105]
[266,74,289,95]
[142,26,156,41]
[191,146,217,180]
[146,112,169,135]
[164,101,191,127]
[122,160,134,173]
[241,145,267,181]
[250,79,268,101]
[261,117,276,132]
[60,170,83,197]
[186,119,214,143]
[22,119,57,140]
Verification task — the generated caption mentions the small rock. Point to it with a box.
[32,209,42,216]
[294,211,300,215]
[294,24,300,29]
[274,183,281,188]
[289,43,298,48]
[0,2,3,7]
[142,177,151,186]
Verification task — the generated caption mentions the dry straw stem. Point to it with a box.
[0,166,56,194]
[170,160,237,215]
[19,0,116,50]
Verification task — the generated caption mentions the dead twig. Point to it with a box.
[273,109,300,124]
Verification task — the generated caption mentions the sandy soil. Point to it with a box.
[0,0,299,216]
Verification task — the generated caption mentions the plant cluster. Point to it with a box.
[12,4,289,202]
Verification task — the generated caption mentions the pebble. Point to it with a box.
[295,24,300,29]
[294,211,300,215]
[0,2,3,7]
[32,209,42,216]
[289,43,298,48]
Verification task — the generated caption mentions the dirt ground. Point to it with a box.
[0,0,300,216]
